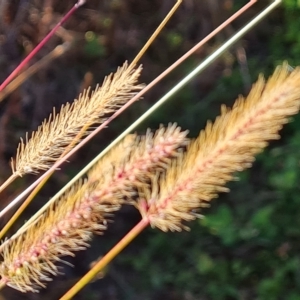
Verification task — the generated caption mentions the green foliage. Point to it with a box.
[84,31,106,58]
[283,0,300,9]
[201,205,239,246]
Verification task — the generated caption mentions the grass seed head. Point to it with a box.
[136,63,300,231]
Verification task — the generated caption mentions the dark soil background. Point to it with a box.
[1,1,300,299]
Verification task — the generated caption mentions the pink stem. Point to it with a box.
[0,0,86,92]
[0,0,255,218]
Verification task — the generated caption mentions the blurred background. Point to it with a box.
[1,0,300,299]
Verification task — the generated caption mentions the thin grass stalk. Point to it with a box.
[0,0,86,92]
[60,218,149,300]
[0,43,70,102]
[130,0,182,67]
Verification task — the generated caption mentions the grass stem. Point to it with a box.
[0,1,84,92]
[130,0,182,67]
[60,218,149,300]
[0,174,18,194]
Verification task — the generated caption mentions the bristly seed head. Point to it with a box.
[0,124,189,293]
[12,62,143,177]
[136,63,300,232]
[0,180,119,292]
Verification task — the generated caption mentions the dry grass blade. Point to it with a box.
[0,125,188,292]
[11,62,143,177]
[136,63,300,232]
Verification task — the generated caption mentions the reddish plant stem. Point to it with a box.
[0,0,85,92]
